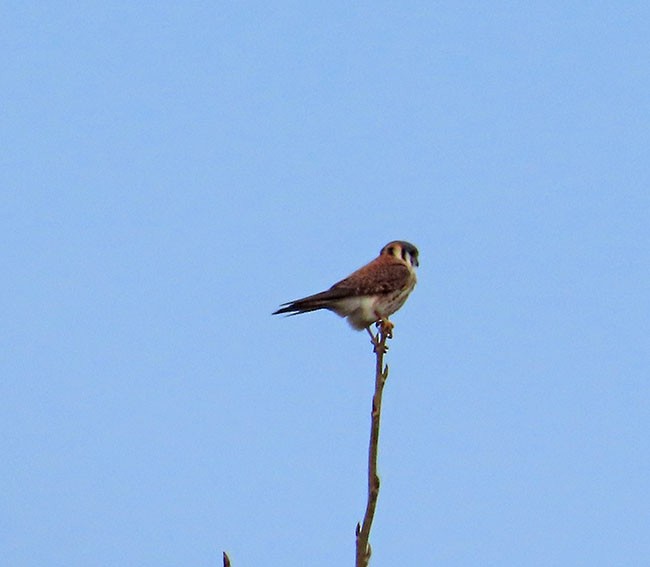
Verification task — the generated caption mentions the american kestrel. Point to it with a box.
[273,241,419,336]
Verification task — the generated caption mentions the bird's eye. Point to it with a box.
[387,247,394,255]
[401,248,407,260]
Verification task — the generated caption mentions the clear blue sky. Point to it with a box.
[3,3,650,566]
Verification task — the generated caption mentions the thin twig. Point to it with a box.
[356,323,391,566]
[223,551,231,567]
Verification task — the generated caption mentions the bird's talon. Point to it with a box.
[378,319,394,339]
[373,344,388,354]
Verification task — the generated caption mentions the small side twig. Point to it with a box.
[223,551,231,566]
[356,322,392,566]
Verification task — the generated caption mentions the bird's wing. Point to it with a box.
[330,259,411,296]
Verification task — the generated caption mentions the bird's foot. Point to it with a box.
[377,318,394,339]
[366,326,389,353]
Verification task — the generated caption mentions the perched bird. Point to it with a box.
[273,241,419,336]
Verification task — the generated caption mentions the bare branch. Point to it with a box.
[356,322,392,566]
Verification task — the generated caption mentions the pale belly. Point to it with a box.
[331,279,416,330]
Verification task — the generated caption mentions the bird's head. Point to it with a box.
[380,240,419,268]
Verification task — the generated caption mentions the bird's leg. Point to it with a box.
[368,319,391,354]
[377,318,394,339]
[366,325,388,353]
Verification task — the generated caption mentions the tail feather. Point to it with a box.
[273,288,352,316]
[273,300,329,316]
